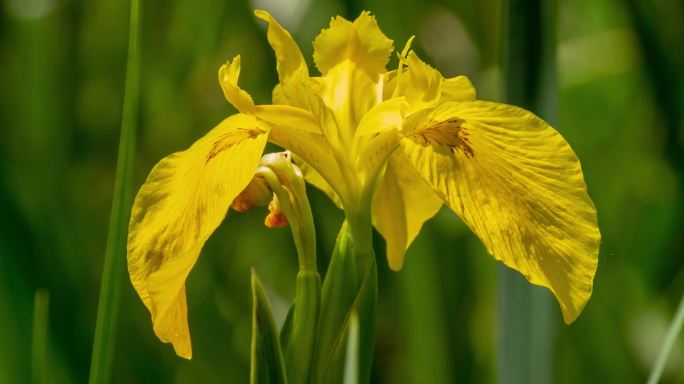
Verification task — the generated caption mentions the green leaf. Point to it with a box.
[279,304,294,352]
[310,221,377,384]
[250,270,287,384]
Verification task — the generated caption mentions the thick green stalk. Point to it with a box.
[311,217,377,384]
[647,292,684,384]
[498,0,557,383]
[88,0,140,382]
[343,313,360,384]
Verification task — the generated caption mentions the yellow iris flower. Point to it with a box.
[127,10,600,358]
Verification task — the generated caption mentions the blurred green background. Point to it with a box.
[1,0,683,382]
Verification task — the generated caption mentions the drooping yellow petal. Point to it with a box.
[400,100,600,323]
[313,12,393,78]
[218,55,256,113]
[127,114,269,358]
[373,151,443,270]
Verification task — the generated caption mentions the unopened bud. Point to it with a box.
[231,175,272,213]
[264,197,289,228]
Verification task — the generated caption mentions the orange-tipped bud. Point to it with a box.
[264,199,288,228]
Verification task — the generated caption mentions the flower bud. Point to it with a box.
[231,175,272,213]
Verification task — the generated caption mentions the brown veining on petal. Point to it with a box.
[408,118,474,158]
[206,128,261,163]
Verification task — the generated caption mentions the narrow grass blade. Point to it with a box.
[498,0,558,383]
[32,290,50,384]
[88,0,140,382]
[647,292,684,384]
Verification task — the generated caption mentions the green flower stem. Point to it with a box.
[343,312,360,384]
[257,156,320,383]
[288,271,321,383]
[257,162,316,271]
[647,292,684,384]
[89,0,140,382]
[499,0,557,383]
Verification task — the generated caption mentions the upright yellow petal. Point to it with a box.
[395,51,443,109]
[313,12,393,78]
[254,10,308,82]
[400,100,600,323]
[317,61,379,139]
[373,151,442,270]
[254,10,313,110]
[441,75,476,102]
[127,114,269,358]
[353,97,406,185]
[392,51,476,106]
[218,55,256,113]
[312,12,393,139]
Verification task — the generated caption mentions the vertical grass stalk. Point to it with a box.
[498,0,557,383]
[647,292,684,384]
[32,290,50,384]
[88,0,140,382]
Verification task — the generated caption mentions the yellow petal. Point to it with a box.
[293,154,343,208]
[218,55,256,113]
[254,10,313,110]
[254,10,308,82]
[441,75,476,101]
[313,12,393,78]
[312,12,392,138]
[390,49,476,105]
[353,97,407,185]
[396,51,442,108]
[260,102,350,205]
[373,151,443,270]
[354,97,406,136]
[317,60,379,140]
[127,114,269,358]
[400,100,600,323]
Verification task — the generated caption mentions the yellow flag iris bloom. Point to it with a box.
[127,10,600,358]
